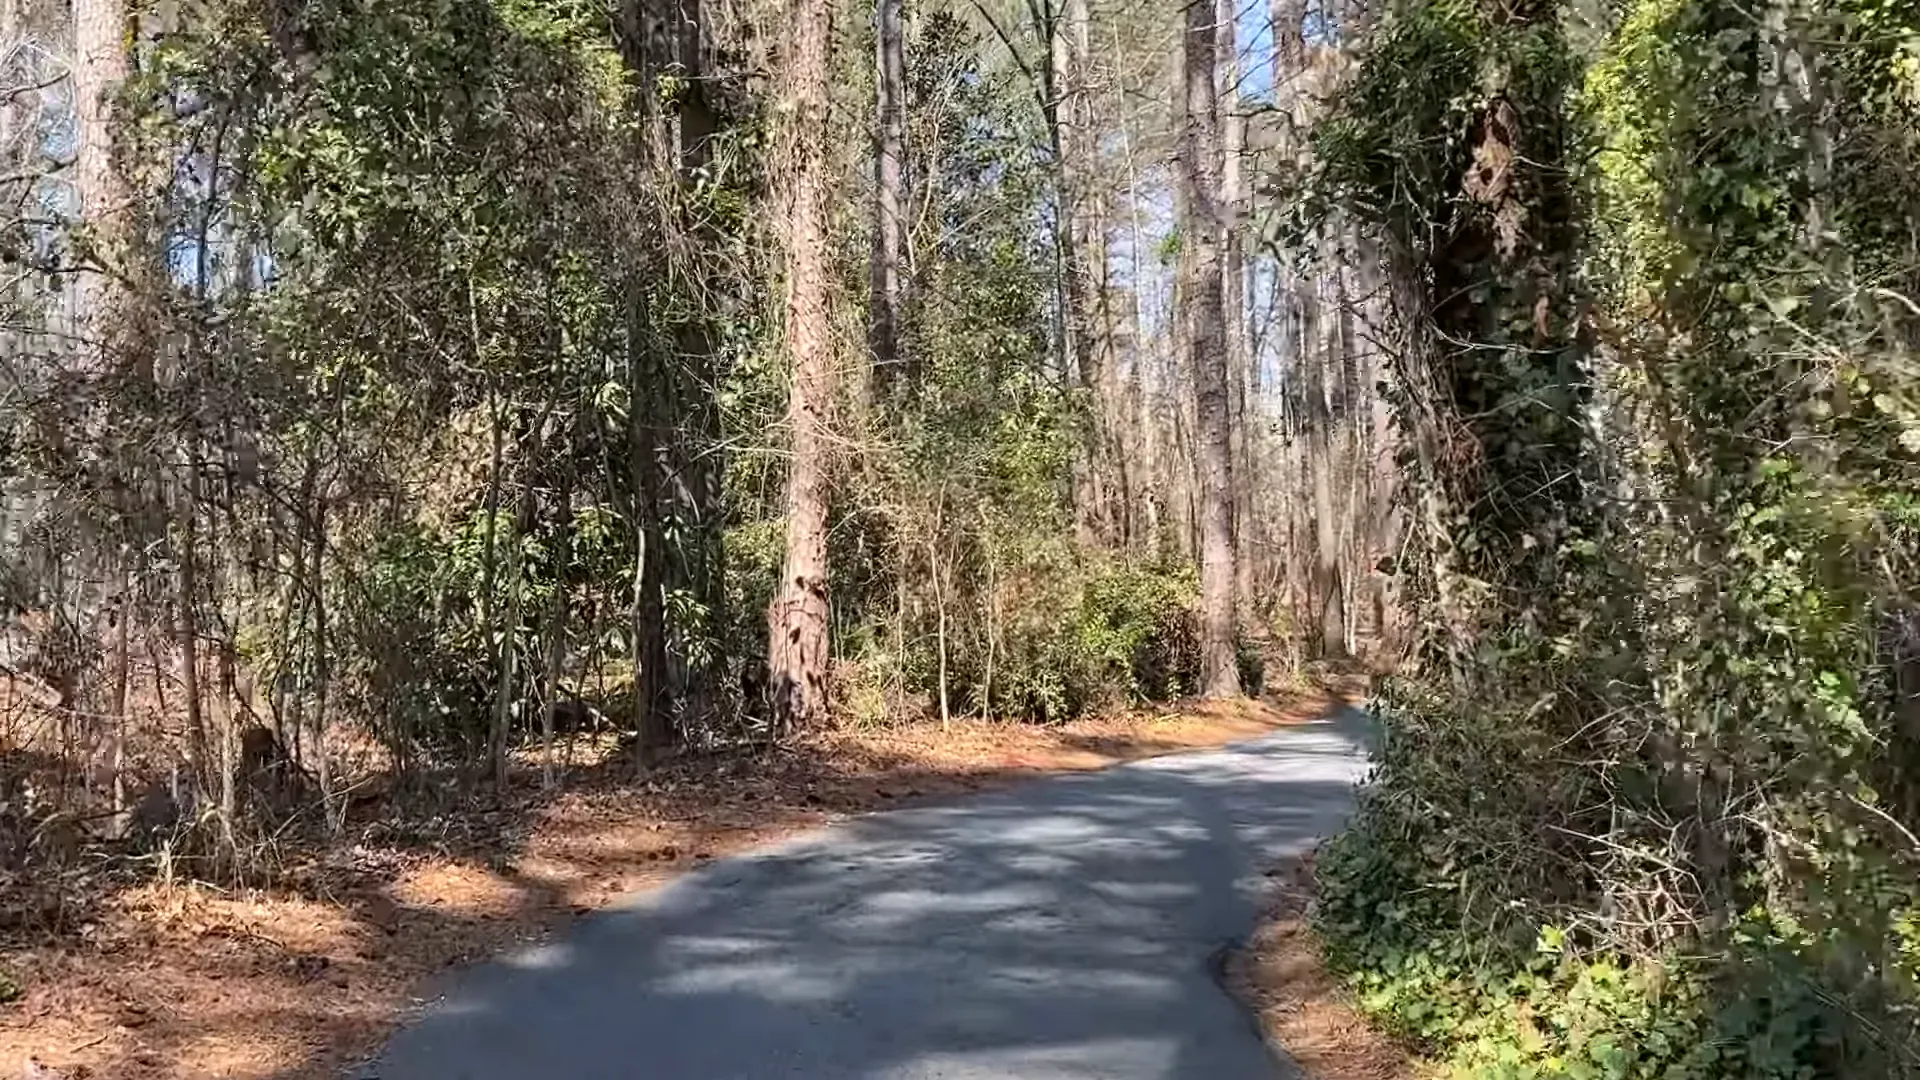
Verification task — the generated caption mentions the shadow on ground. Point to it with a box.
[346,710,1371,1080]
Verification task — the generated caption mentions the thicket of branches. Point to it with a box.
[0,0,1394,883]
[3,0,750,867]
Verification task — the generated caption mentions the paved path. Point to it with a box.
[362,707,1371,1080]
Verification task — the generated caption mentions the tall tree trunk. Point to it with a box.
[1268,0,1313,647]
[616,0,728,738]
[869,0,908,393]
[542,460,573,790]
[1306,238,1347,656]
[766,0,836,732]
[110,559,131,834]
[1048,0,1104,544]
[480,390,509,781]
[1217,0,1253,614]
[1180,0,1241,699]
[175,469,209,806]
[204,480,237,853]
[674,0,727,728]
[1310,393,1347,655]
[492,523,523,789]
[1120,119,1156,550]
[308,495,331,829]
[624,0,671,764]
[629,298,672,762]
[71,0,133,363]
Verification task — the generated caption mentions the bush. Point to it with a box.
[1317,695,1920,1079]
[977,560,1203,723]
[1235,636,1266,696]
[839,552,1211,726]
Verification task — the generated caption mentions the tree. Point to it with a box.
[1051,0,1108,545]
[1217,0,1252,612]
[671,0,728,731]
[766,0,838,731]
[870,0,909,392]
[70,0,132,364]
[1308,0,1920,1069]
[1177,0,1239,698]
[1306,266,1346,658]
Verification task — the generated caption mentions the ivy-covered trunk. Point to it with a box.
[1311,0,1920,1070]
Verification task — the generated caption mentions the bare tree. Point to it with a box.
[766,0,837,731]
[1218,0,1252,611]
[1179,0,1240,697]
[1051,0,1101,540]
[1307,269,1347,657]
[870,0,908,392]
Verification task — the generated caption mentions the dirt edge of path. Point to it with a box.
[1223,853,1419,1080]
[2,684,1357,1080]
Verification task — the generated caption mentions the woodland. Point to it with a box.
[0,0,1917,1074]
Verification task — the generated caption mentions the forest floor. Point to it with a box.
[0,680,1359,1080]
[1225,853,1417,1080]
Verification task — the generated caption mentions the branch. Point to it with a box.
[961,0,1046,119]
[0,71,68,106]
[1849,794,1920,859]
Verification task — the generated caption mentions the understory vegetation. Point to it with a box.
[2,0,1372,893]
[1311,0,1920,1074]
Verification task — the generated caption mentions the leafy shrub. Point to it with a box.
[1235,636,1267,697]
[829,626,911,729]
[967,560,1203,723]
[1319,695,1920,1078]
[1077,564,1203,702]
[340,522,499,761]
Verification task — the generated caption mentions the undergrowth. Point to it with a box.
[1309,0,1920,1073]
[1319,696,1920,1079]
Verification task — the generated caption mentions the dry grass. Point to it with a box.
[1225,854,1419,1080]
[0,684,1347,1080]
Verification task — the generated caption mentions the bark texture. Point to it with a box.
[766,0,836,730]
[674,0,726,726]
[71,0,132,364]
[1309,348,1348,656]
[1050,0,1107,545]
[1179,0,1241,698]
[1218,0,1251,611]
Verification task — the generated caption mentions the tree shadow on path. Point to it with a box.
[348,709,1372,1080]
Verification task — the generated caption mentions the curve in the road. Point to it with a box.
[359,706,1372,1080]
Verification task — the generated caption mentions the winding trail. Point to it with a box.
[361,707,1371,1080]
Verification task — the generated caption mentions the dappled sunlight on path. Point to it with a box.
[360,710,1371,1079]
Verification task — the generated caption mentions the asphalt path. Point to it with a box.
[360,706,1371,1079]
